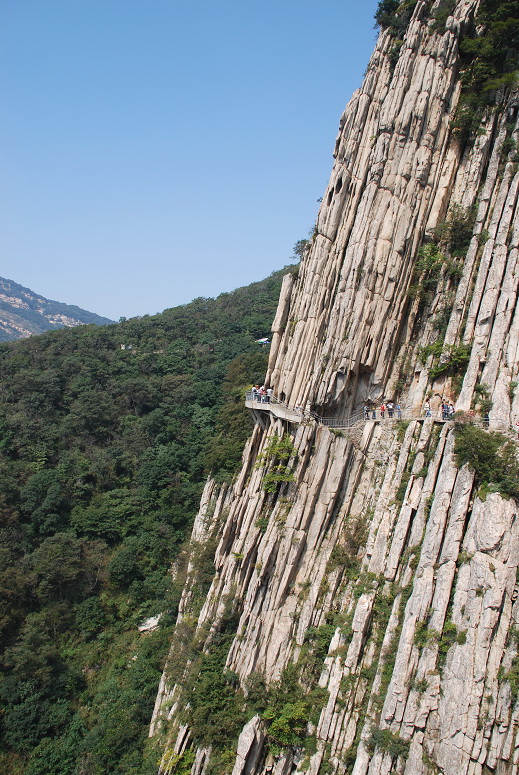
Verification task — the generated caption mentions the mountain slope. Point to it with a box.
[0,267,291,774]
[0,276,114,340]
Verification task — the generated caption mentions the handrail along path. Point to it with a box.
[244,391,517,437]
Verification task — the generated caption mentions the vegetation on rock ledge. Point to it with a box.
[454,423,519,500]
[454,0,519,138]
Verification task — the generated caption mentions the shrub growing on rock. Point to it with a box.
[454,424,519,500]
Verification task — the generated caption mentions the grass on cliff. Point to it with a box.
[255,432,298,494]
[453,0,519,138]
[454,423,519,500]
[375,1,519,140]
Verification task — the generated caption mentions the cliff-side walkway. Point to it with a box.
[244,391,516,437]
[245,391,444,427]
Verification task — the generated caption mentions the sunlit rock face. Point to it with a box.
[151,2,519,774]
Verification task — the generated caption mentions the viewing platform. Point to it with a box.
[245,391,305,424]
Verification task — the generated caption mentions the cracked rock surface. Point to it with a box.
[151,3,519,774]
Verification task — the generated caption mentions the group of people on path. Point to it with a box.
[363,399,457,421]
[363,401,401,420]
[252,385,273,403]
[423,400,455,419]
[248,384,519,440]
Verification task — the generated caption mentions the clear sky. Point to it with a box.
[0,0,379,321]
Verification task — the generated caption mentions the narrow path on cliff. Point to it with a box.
[244,391,517,438]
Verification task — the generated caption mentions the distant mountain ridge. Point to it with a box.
[0,276,114,340]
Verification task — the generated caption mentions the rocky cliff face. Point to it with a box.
[151,2,519,774]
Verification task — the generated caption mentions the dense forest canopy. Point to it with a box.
[0,266,292,774]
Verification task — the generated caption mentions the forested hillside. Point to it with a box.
[0,266,292,775]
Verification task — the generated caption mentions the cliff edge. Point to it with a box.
[151,3,519,774]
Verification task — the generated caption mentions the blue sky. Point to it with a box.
[0,0,379,320]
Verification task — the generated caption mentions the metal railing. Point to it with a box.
[245,389,273,405]
[245,390,310,417]
[318,409,438,428]
[318,411,366,428]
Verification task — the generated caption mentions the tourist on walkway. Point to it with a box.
[380,403,386,419]
[387,401,394,418]
[363,405,369,420]
[424,401,431,417]
[396,403,402,419]
[252,384,260,401]
[441,402,448,420]
[372,407,376,420]
[266,388,273,403]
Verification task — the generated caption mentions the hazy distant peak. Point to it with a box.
[0,276,114,341]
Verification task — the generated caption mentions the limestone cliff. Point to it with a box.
[151,2,519,774]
